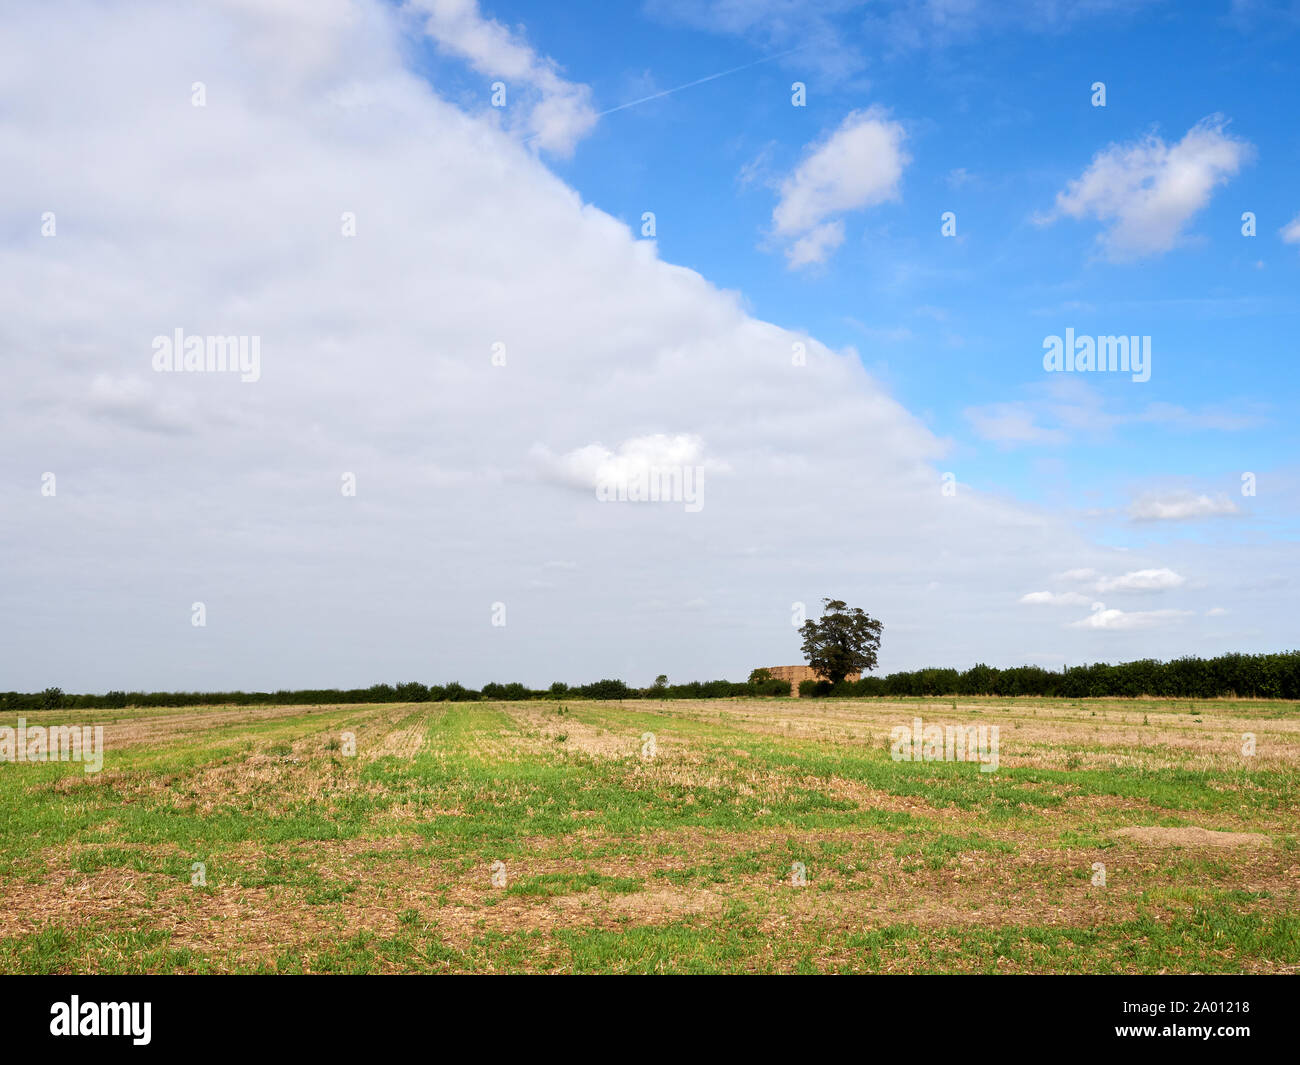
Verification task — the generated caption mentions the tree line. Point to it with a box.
[0,675,792,711]
[798,651,1300,700]
[3,651,1298,710]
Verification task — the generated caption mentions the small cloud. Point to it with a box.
[531,433,727,493]
[1128,491,1238,521]
[1206,606,1229,616]
[1037,115,1253,261]
[1019,590,1091,606]
[1057,568,1099,582]
[737,140,777,189]
[1281,212,1300,245]
[1070,603,1193,630]
[772,107,909,267]
[1095,568,1186,593]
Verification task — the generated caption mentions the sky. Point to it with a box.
[1,0,1297,692]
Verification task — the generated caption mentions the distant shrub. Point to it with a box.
[750,678,792,697]
[576,678,634,700]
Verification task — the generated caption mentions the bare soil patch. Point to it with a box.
[1113,826,1271,848]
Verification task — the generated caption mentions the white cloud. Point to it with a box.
[1070,604,1193,630]
[1023,567,1188,609]
[1281,212,1300,245]
[1039,116,1253,260]
[1128,492,1238,521]
[1019,591,1091,606]
[772,108,909,266]
[412,0,597,155]
[0,0,1286,691]
[1095,568,1186,593]
[532,434,728,494]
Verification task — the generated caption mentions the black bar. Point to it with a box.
[2,975,1290,1052]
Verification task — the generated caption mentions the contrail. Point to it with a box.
[594,45,806,119]
[524,45,806,144]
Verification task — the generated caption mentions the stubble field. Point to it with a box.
[2,696,1297,973]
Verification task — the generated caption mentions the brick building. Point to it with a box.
[760,664,860,697]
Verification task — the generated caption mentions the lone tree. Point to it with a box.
[799,598,883,685]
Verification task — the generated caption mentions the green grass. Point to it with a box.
[1,695,1295,973]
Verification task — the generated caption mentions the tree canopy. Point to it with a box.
[798,598,884,685]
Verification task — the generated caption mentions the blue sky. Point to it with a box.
[2,0,1297,690]
[422,0,1299,523]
